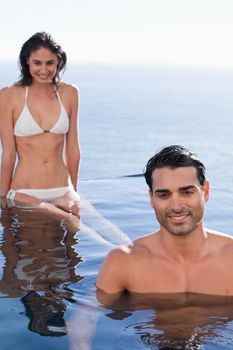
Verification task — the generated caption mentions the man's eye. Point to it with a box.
[157,193,169,199]
[182,190,194,196]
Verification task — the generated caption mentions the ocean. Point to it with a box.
[1,62,233,349]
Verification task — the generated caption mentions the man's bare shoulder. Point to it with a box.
[107,232,158,261]
[104,243,134,262]
[96,234,157,295]
[208,229,233,243]
[207,229,233,255]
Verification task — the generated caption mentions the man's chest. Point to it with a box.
[126,257,233,295]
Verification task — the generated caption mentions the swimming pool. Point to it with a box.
[1,176,233,350]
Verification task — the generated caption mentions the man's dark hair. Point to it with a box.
[144,145,206,190]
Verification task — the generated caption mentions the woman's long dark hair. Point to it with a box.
[16,32,67,86]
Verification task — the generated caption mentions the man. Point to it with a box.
[97,145,233,299]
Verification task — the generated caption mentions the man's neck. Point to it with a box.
[157,225,208,262]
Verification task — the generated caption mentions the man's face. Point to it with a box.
[149,166,209,237]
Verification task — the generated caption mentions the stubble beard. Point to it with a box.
[161,221,199,237]
[157,210,203,237]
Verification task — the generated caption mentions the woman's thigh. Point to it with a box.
[53,191,80,218]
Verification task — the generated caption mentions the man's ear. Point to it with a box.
[203,180,210,202]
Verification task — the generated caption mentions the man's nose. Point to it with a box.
[169,194,183,212]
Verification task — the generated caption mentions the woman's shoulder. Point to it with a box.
[0,85,24,101]
[58,81,79,96]
[57,82,79,109]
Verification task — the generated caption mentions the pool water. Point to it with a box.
[1,176,233,350]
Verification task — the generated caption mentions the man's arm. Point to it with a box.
[96,246,129,305]
[96,247,128,307]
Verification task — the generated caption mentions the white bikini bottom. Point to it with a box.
[6,186,80,202]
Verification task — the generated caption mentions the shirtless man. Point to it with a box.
[97,145,233,299]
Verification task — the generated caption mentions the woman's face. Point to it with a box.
[27,47,59,84]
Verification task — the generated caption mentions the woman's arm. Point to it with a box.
[0,88,16,196]
[65,85,80,191]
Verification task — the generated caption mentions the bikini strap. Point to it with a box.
[52,84,62,104]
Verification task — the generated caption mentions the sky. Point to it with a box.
[1,0,233,68]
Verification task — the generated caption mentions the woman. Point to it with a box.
[0,32,80,226]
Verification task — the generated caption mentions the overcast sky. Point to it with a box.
[1,0,233,68]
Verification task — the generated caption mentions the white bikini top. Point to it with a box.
[14,86,69,137]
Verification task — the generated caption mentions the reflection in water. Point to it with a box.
[102,291,233,349]
[0,200,82,337]
[22,290,67,336]
[2,197,233,349]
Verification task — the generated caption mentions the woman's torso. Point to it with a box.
[10,84,70,189]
